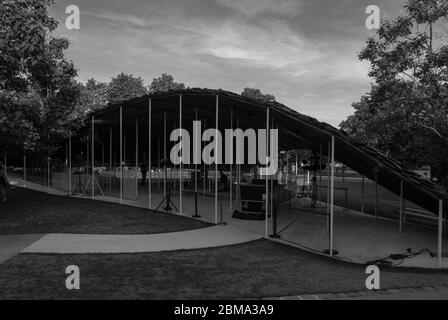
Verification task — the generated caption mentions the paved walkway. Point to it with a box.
[21,226,261,254]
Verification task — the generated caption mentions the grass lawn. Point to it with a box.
[0,239,448,300]
[0,187,211,234]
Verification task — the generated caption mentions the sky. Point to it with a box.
[49,0,406,127]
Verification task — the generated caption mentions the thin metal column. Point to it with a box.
[193,107,200,218]
[69,133,72,196]
[135,118,139,199]
[399,180,404,232]
[23,154,26,186]
[438,199,443,268]
[375,174,378,218]
[109,126,112,195]
[215,95,219,224]
[361,176,365,214]
[327,142,330,230]
[329,135,335,257]
[163,111,167,200]
[179,95,183,216]
[91,116,95,198]
[120,107,123,203]
[230,107,233,212]
[265,107,270,237]
[148,99,152,210]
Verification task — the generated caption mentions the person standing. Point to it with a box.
[140,162,148,186]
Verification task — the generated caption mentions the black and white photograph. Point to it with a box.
[1,0,448,308]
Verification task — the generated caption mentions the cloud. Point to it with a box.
[49,0,405,126]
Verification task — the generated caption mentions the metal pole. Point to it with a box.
[399,180,404,233]
[230,107,233,212]
[265,107,270,237]
[23,154,26,185]
[375,174,378,218]
[135,118,139,199]
[148,99,152,210]
[193,107,200,218]
[361,176,365,214]
[319,144,323,203]
[327,142,330,230]
[270,119,275,222]
[47,154,50,190]
[120,107,123,203]
[236,116,240,201]
[69,133,72,196]
[203,118,207,196]
[163,110,167,200]
[109,126,112,195]
[91,115,95,198]
[329,135,335,257]
[215,95,219,224]
[438,199,443,268]
[179,95,183,216]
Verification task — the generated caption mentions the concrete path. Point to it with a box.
[0,234,46,264]
[21,226,261,254]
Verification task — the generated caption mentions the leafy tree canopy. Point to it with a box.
[340,0,448,177]
[148,73,185,94]
[0,0,80,159]
[106,73,147,105]
[241,88,276,102]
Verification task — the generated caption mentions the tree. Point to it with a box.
[241,88,276,102]
[0,0,81,159]
[106,73,147,105]
[340,0,448,177]
[148,73,185,94]
[78,78,108,114]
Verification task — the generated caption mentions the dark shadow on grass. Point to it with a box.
[0,187,211,235]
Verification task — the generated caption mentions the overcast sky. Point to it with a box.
[50,0,406,126]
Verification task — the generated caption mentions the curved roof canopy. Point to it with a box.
[91,88,448,215]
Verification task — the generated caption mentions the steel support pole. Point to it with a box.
[91,116,95,198]
[215,95,219,224]
[203,119,207,196]
[120,107,123,203]
[69,133,72,195]
[135,118,139,199]
[438,199,443,268]
[109,126,112,195]
[327,142,330,230]
[193,107,200,218]
[230,107,233,212]
[361,176,365,214]
[319,144,323,204]
[47,154,50,190]
[265,107,270,237]
[399,180,404,233]
[329,135,335,257]
[236,116,240,201]
[23,154,26,185]
[148,99,152,210]
[375,174,378,218]
[179,95,183,215]
[163,111,167,200]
